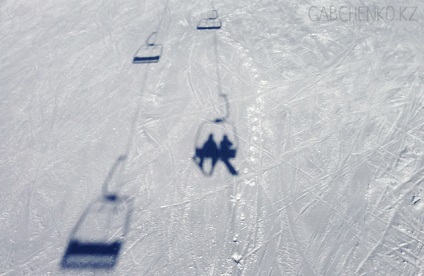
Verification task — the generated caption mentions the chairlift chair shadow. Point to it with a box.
[133,32,163,64]
[197,10,222,30]
[193,117,238,176]
[61,156,133,270]
[61,195,132,269]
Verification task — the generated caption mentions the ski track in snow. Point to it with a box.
[1,0,424,275]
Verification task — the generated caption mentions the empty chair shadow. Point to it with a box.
[133,32,163,64]
[61,156,132,270]
[197,10,222,30]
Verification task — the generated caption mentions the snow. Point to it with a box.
[1,0,424,275]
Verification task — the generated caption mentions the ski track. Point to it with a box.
[1,0,424,275]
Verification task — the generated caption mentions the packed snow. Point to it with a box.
[1,0,423,275]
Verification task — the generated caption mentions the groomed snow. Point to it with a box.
[1,0,423,275]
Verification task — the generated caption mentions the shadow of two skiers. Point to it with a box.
[193,134,238,176]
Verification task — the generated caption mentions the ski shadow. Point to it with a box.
[60,155,133,270]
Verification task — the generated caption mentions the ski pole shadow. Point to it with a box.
[60,155,133,270]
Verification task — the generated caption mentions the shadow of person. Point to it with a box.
[219,135,238,175]
[193,134,219,176]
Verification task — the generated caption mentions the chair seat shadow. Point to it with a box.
[61,240,121,269]
[197,10,222,30]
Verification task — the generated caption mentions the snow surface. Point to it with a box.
[1,0,424,275]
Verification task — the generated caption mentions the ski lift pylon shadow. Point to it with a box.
[197,10,222,30]
[193,117,238,176]
[61,155,133,270]
[133,32,163,64]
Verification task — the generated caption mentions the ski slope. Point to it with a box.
[1,0,424,275]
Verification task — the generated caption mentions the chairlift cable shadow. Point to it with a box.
[61,68,152,270]
[122,68,151,158]
[156,0,172,33]
[214,32,224,97]
[193,31,239,176]
[212,32,230,121]
[63,0,173,270]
